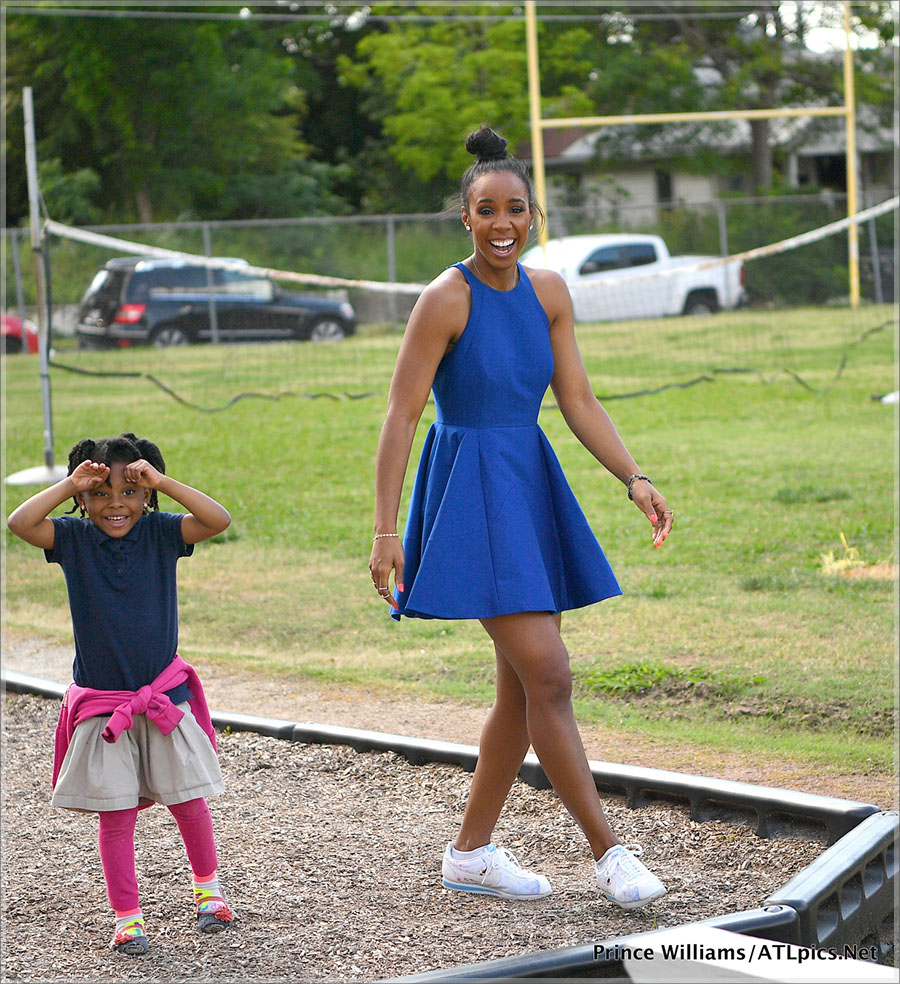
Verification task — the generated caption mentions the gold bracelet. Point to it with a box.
[373,532,400,539]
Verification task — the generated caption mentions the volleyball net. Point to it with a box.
[8,194,898,412]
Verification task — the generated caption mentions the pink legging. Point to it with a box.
[97,798,218,911]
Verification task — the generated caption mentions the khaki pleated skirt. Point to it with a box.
[51,702,224,812]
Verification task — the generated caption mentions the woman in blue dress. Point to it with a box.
[369,128,674,908]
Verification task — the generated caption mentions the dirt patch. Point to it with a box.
[615,679,896,739]
[839,562,898,581]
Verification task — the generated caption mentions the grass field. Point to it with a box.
[2,304,897,776]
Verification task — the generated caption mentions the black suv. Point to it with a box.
[76,257,356,349]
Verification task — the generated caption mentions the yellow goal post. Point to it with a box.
[524,0,864,307]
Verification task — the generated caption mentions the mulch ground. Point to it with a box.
[1,691,830,983]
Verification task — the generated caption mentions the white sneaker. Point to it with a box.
[441,843,552,900]
[594,844,666,909]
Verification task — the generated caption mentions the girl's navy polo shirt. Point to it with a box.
[45,512,194,704]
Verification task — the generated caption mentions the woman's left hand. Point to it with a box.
[369,537,404,610]
[632,483,674,548]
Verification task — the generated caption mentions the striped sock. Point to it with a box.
[114,910,145,938]
[193,874,228,913]
[193,872,233,931]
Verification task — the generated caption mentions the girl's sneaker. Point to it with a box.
[196,896,234,934]
[110,917,149,956]
[441,842,552,899]
[594,844,666,909]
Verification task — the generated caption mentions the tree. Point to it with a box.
[3,8,349,223]
[277,8,384,211]
[336,3,599,209]
[4,3,892,223]
[587,1,896,193]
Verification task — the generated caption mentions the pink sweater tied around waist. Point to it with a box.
[52,654,216,787]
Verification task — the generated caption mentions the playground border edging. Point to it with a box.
[3,669,895,979]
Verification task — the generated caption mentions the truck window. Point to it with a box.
[622,244,657,267]
[579,246,620,275]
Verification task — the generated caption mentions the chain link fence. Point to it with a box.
[4,193,894,337]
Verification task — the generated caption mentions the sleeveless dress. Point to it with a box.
[391,261,621,621]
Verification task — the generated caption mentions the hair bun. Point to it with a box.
[465,127,508,162]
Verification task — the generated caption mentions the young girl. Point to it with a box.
[7,432,234,955]
[370,128,674,907]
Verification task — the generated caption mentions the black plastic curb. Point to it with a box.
[3,668,895,979]
[768,809,899,952]
[284,723,878,843]
[3,668,878,845]
[2,669,66,701]
[387,904,802,981]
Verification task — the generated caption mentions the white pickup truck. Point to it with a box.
[520,233,746,323]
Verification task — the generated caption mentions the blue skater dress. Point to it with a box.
[391,261,621,620]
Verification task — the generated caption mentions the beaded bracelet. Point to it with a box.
[626,473,652,500]
[373,532,400,539]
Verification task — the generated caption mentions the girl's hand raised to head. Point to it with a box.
[123,458,164,489]
[68,459,110,493]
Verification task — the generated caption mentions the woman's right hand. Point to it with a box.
[369,537,405,610]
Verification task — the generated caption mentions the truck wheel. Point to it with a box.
[151,324,191,347]
[683,292,718,316]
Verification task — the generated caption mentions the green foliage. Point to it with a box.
[586,2,896,192]
[36,158,102,225]
[340,14,531,185]
[207,160,355,221]
[579,661,713,696]
[338,4,606,198]
[726,196,851,305]
[4,4,895,222]
[586,37,707,117]
[4,13,347,223]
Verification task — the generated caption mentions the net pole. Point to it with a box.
[9,87,67,486]
[843,0,860,309]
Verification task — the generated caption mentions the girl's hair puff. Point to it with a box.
[459,126,545,229]
[66,433,166,514]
